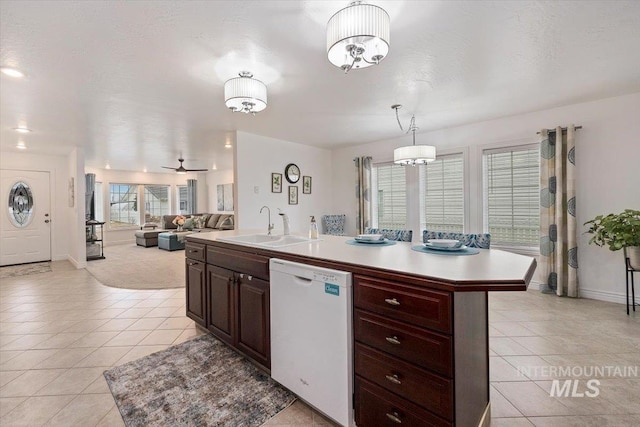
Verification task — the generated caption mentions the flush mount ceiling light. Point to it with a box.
[1,67,25,78]
[224,71,267,115]
[392,105,436,166]
[327,1,390,73]
[13,127,32,133]
[16,141,27,150]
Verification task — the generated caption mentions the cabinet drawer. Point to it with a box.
[355,377,452,427]
[354,275,451,333]
[186,243,206,262]
[207,247,270,280]
[354,310,452,377]
[355,343,453,420]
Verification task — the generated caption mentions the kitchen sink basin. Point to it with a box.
[217,234,315,248]
[261,235,313,247]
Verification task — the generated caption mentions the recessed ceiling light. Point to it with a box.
[16,141,27,150]
[13,127,32,133]
[143,168,147,173]
[1,67,25,78]
[212,163,217,170]
[105,163,111,170]
[224,142,232,148]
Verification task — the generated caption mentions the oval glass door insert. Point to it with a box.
[8,181,34,227]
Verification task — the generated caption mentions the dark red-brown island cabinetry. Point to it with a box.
[185,233,536,427]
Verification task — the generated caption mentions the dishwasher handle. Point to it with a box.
[291,275,314,286]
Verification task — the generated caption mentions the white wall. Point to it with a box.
[68,148,87,268]
[236,132,333,234]
[0,150,74,264]
[85,168,201,246]
[331,92,640,304]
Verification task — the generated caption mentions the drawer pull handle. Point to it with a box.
[188,262,196,266]
[384,298,400,306]
[385,336,401,345]
[386,412,402,424]
[385,374,402,385]
[190,249,198,253]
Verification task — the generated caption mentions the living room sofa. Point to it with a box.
[135,213,234,247]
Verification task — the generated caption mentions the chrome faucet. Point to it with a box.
[260,206,274,235]
[278,210,290,235]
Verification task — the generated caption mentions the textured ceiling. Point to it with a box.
[1,0,639,172]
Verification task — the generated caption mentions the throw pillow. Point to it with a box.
[183,218,195,230]
[192,215,207,229]
[215,214,232,229]
[219,216,234,230]
[207,214,222,229]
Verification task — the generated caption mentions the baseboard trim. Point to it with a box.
[67,255,87,269]
[579,288,640,305]
[527,281,638,305]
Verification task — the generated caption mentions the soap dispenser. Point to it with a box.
[309,216,319,239]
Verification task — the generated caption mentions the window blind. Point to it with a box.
[419,154,464,232]
[372,163,407,229]
[483,146,540,247]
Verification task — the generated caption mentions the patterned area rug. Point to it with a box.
[0,261,52,278]
[104,334,295,427]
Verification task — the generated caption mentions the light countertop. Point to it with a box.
[186,229,537,289]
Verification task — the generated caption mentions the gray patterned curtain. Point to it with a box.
[354,156,372,234]
[539,126,578,297]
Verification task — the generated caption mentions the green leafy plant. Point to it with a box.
[584,209,640,251]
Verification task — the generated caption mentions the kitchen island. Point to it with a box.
[184,230,536,427]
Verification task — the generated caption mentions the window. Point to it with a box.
[483,145,540,248]
[109,184,139,228]
[419,153,464,232]
[371,163,407,229]
[177,185,188,214]
[144,185,169,224]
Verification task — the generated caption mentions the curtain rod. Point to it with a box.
[536,126,582,135]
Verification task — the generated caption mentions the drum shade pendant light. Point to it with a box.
[224,71,267,115]
[327,1,390,73]
[392,105,436,165]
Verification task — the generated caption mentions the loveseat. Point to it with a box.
[135,213,234,247]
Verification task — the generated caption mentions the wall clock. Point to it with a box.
[284,163,300,184]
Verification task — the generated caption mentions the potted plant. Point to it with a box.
[584,209,640,270]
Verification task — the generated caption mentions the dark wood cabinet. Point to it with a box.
[206,265,234,345]
[236,274,270,368]
[185,244,271,371]
[185,259,206,326]
[185,239,496,426]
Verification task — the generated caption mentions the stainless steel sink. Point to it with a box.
[217,234,315,248]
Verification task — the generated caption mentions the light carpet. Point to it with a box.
[85,243,184,290]
[0,261,52,278]
[104,334,295,427]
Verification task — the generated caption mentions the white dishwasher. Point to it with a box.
[270,258,354,427]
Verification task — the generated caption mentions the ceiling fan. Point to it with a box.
[161,158,208,174]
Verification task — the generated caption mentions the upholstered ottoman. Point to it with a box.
[135,229,162,247]
[158,232,189,251]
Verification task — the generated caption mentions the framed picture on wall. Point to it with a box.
[302,176,311,194]
[288,186,298,205]
[272,173,282,193]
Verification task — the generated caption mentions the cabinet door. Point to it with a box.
[236,274,270,369]
[185,259,206,326]
[206,265,235,345]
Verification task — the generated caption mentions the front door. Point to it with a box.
[0,170,51,266]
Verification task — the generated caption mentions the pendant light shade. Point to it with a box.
[224,71,267,114]
[327,1,390,73]
[393,145,436,165]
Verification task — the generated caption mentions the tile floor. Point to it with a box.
[0,260,638,426]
